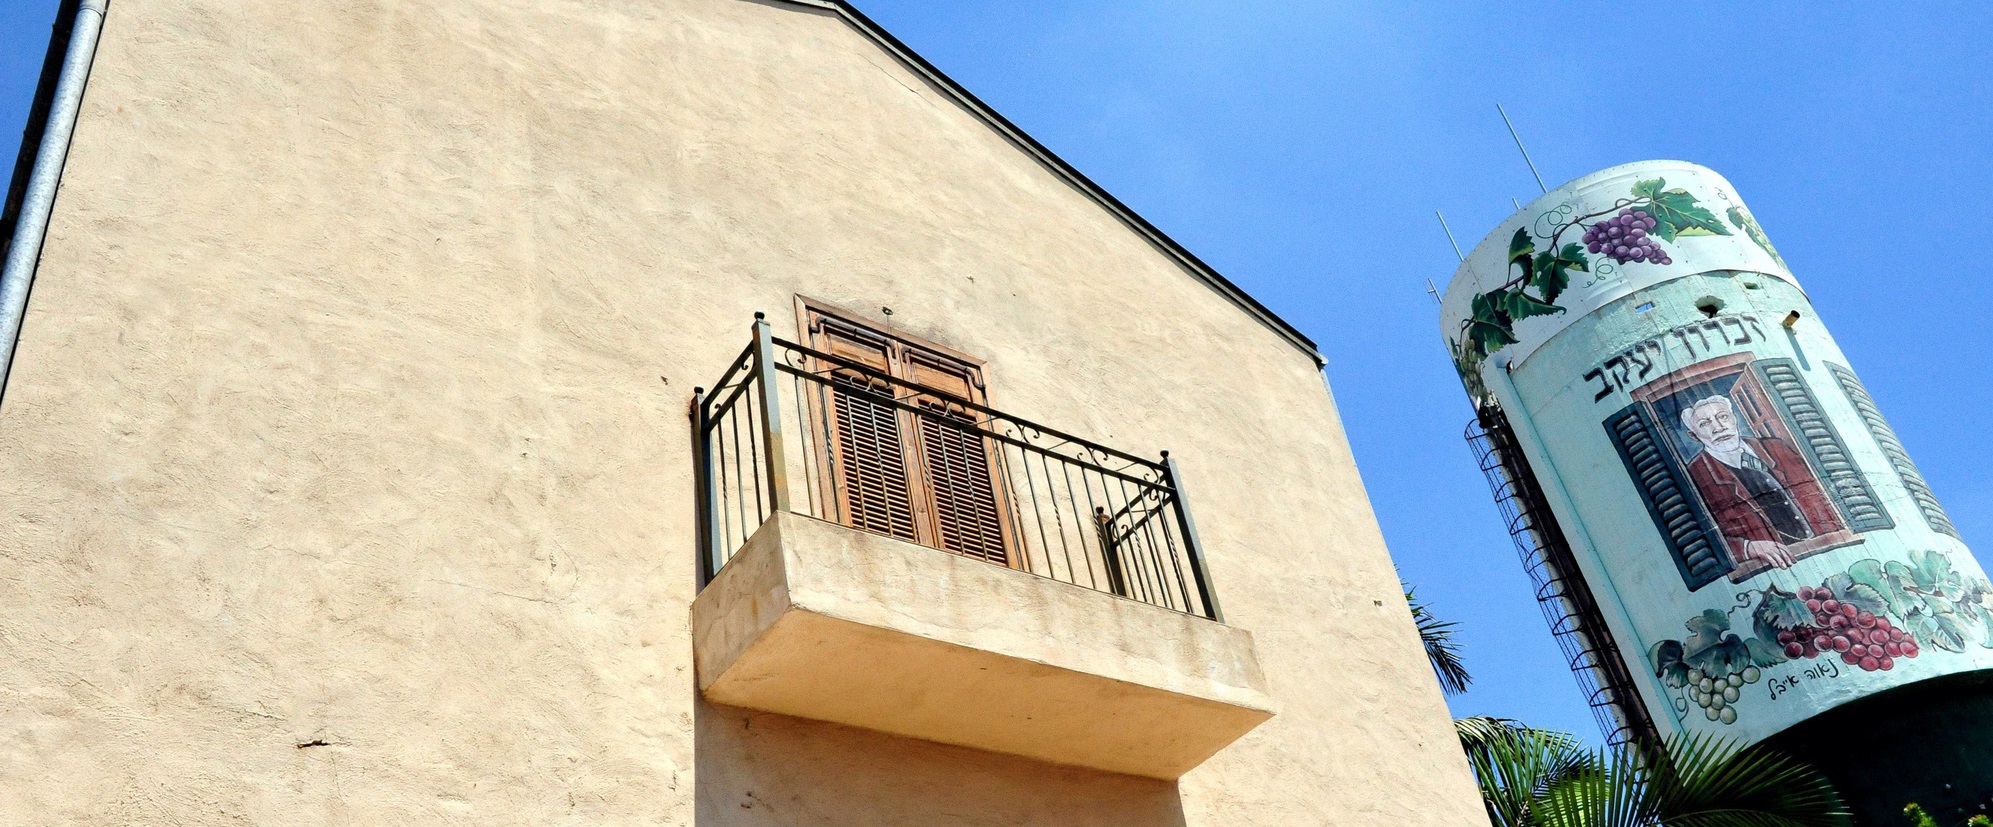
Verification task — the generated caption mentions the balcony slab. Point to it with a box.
[689,511,1275,779]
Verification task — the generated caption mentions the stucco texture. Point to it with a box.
[0,0,1487,824]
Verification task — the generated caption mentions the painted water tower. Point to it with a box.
[1441,161,1993,823]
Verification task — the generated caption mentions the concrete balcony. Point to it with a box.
[689,512,1275,779]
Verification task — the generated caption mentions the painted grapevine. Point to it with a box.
[1726,203,1787,271]
[1450,178,1731,396]
[1650,549,1993,726]
[1649,609,1772,725]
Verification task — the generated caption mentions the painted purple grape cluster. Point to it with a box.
[1776,585,1920,673]
[1583,208,1672,265]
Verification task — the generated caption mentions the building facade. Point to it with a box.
[0,1,1489,823]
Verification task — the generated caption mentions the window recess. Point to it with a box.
[807,311,1013,566]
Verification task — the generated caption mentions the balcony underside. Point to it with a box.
[690,512,1274,780]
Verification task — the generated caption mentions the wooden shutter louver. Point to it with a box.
[917,404,1008,563]
[1753,359,1892,532]
[1605,404,1730,591]
[1828,363,1958,539]
[832,375,920,543]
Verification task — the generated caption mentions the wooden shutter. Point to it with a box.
[1828,363,1958,539]
[807,307,1011,566]
[908,349,1008,564]
[1753,358,1892,532]
[1604,404,1731,591]
[817,320,920,543]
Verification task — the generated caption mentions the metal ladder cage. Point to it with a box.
[1465,405,1660,748]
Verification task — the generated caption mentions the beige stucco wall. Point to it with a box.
[0,0,1488,824]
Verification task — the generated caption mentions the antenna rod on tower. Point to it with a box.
[1435,210,1465,262]
[1497,104,1549,194]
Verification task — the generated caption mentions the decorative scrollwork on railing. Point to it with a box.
[769,336,1169,483]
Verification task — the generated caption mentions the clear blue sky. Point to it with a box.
[4,1,1988,741]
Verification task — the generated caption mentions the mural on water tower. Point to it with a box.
[1440,160,1993,741]
[1627,351,1993,727]
[1590,295,1988,729]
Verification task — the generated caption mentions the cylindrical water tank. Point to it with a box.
[1441,161,1992,820]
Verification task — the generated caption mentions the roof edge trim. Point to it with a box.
[770,0,1325,366]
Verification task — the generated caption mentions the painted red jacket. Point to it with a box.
[1684,436,1843,563]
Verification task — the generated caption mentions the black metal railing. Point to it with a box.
[692,314,1223,621]
[1467,405,1658,748]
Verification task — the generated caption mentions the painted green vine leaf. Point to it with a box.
[1909,607,1970,653]
[1847,558,1892,597]
[1823,572,1891,617]
[1498,288,1562,323]
[1744,637,1788,668]
[1508,227,1534,265]
[1531,243,1588,305]
[1911,548,1966,596]
[1631,177,1731,242]
[1651,639,1689,687]
[1466,291,1521,353]
[1682,609,1751,676]
[1754,587,1809,642]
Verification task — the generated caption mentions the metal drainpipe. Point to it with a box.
[0,0,109,410]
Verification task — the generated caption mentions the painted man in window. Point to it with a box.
[1679,395,1839,571]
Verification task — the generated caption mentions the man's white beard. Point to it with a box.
[1705,434,1747,467]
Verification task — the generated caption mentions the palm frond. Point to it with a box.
[1407,587,1472,695]
[1456,716,1534,751]
[1457,718,1601,827]
[1642,734,1848,827]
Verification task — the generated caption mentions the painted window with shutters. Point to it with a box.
[802,302,1014,567]
[1605,352,1882,592]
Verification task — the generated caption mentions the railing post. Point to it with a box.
[1161,452,1223,622]
[1094,507,1130,598]
[752,312,792,515]
[693,386,720,587]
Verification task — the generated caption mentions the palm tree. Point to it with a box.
[1455,716,1847,827]
[1408,589,1851,827]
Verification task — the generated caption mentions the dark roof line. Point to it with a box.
[800,0,1325,366]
